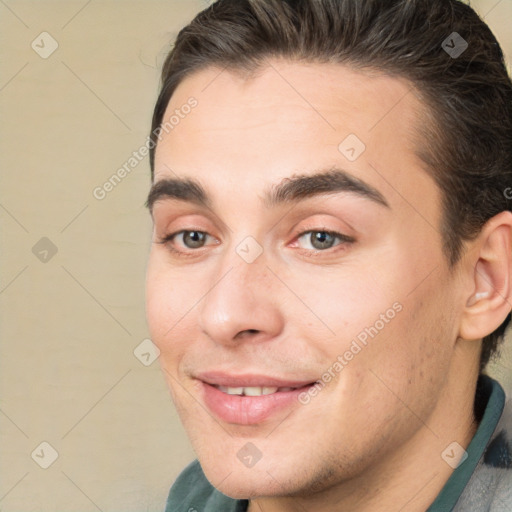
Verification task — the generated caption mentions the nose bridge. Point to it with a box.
[197,241,283,343]
[210,233,271,302]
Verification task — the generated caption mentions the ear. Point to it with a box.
[459,211,512,341]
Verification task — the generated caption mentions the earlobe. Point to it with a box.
[459,212,512,341]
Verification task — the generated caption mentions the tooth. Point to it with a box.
[216,386,286,396]
[227,387,245,395]
[243,386,263,396]
[218,386,244,395]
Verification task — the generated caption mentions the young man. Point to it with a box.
[145,0,512,510]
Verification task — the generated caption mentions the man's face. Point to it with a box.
[146,61,463,497]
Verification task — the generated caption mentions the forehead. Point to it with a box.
[166,60,418,118]
[153,60,439,227]
[155,60,423,171]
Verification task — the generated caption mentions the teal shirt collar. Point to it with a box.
[426,375,506,511]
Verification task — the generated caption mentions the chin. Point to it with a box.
[199,451,329,501]
[207,471,286,500]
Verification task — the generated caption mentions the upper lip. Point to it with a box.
[196,371,318,388]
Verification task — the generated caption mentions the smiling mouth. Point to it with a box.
[214,385,302,396]
[201,379,319,424]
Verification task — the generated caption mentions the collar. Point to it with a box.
[426,375,506,511]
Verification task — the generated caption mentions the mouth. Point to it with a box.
[196,372,318,425]
[214,385,300,396]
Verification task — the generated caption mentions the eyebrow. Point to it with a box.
[145,167,389,213]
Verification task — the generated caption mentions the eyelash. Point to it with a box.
[155,229,355,258]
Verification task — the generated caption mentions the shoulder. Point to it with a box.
[483,393,512,510]
[454,380,512,511]
[164,459,248,512]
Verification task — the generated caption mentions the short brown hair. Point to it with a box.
[149,0,512,371]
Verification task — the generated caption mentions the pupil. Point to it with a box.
[185,231,204,248]
[312,232,333,249]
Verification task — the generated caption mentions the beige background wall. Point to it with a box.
[1,1,511,510]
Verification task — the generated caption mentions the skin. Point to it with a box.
[145,61,512,511]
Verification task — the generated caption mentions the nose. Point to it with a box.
[197,252,285,346]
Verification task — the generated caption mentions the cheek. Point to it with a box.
[355,282,456,418]
[145,254,188,353]
[145,269,168,343]
[315,250,455,410]
[291,265,401,349]
[145,265,193,404]
[317,299,454,461]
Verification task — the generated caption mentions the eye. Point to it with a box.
[296,230,354,251]
[155,228,354,258]
[176,230,208,249]
[156,230,214,252]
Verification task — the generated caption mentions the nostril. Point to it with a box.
[234,329,261,340]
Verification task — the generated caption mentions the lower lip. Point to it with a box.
[201,382,314,425]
